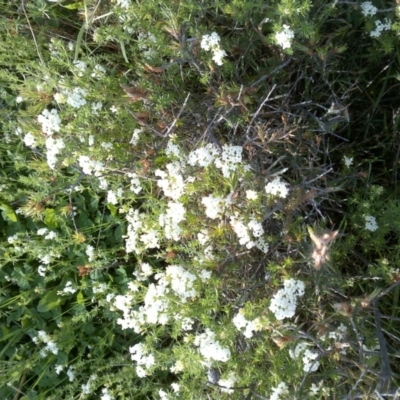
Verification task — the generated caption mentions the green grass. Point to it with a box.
[1,0,400,399]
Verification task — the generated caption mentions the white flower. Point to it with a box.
[54,92,66,103]
[37,228,48,236]
[364,215,378,231]
[370,18,391,38]
[155,162,185,200]
[343,156,353,167]
[101,387,114,400]
[201,32,226,65]
[107,190,118,205]
[265,176,289,198]
[66,87,87,108]
[201,32,221,51]
[137,31,157,59]
[73,60,87,76]
[16,95,23,103]
[92,101,103,114]
[269,279,305,320]
[7,234,18,244]
[67,366,75,382]
[212,47,227,66]
[171,383,180,393]
[23,132,36,147]
[218,372,236,394]
[269,382,289,400]
[38,109,61,136]
[188,144,219,167]
[194,329,231,362]
[38,265,47,277]
[58,281,77,295]
[45,137,65,169]
[246,190,258,200]
[360,2,378,17]
[202,194,224,219]
[44,231,57,240]
[275,25,294,50]
[78,155,104,176]
[55,365,64,374]
[86,245,95,261]
[130,128,142,145]
[91,64,106,79]
[166,140,181,158]
[133,263,154,281]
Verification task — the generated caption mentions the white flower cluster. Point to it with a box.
[38,108,61,135]
[202,194,225,219]
[166,265,197,302]
[159,201,186,241]
[360,1,378,17]
[73,60,87,77]
[364,215,378,231]
[129,128,143,145]
[200,32,227,66]
[320,323,348,354]
[137,31,157,59]
[269,382,289,400]
[175,315,194,331]
[37,228,57,240]
[91,64,106,79]
[275,25,294,50]
[107,189,119,205]
[114,265,201,333]
[155,162,185,200]
[46,136,65,170]
[127,172,142,194]
[188,144,248,178]
[269,278,305,320]
[218,372,236,394]
[33,330,59,357]
[290,341,320,373]
[265,176,290,198]
[125,209,143,253]
[81,374,97,395]
[194,328,231,363]
[370,18,391,38]
[86,245,95,262]
[232,310,261,338]
[54,87,87,109]
[165,140,181,158]
[78,155,105,176]
[129,343,156,377]
[188,144,219,167]
[343,156,353,167]
[116,0,130,8]
[23,132,36,147]
[215,145,244,177]
[58,280,77,296]
[230,215,269,253]
[7,234,18,244]
[100,387,114,400]
[133,262,154,281]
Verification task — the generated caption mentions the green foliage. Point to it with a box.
[0,0,400,398]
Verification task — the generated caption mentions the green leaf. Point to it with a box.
[77,291,85,305]
[119,40,129,63]
[63,1,84,9]
[0,203,17,222]
[107,203,118,217]
[114,224,123,242]
[44,208,58,228]
[37,290,61,313]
